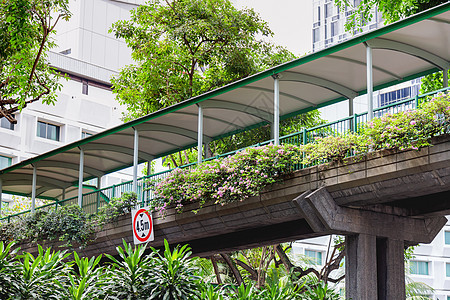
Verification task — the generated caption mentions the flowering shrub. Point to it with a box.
[300,92,450,165]
[364,92,450,151]
[151,144,302,214]
[300,133,368,165]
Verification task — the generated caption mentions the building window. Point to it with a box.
[445,231,450,245]
[447,263,450,277]
[37,121,60,141]
[0,117,14,130]
[81,131,93,139]
[82,80,88,95]
[331,22,338,37]
[410,261,429,276]
[313,28,320,43]
[0,155,11,170]
[305,250,322,265]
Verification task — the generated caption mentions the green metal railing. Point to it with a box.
[1,87,448,223]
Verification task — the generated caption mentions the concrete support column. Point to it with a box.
[377,238,406,300]
[366,44,374,121]
[78,148,84,208]
[346,234,378,300]
[31,165,37,213]
[197,105,203,164]
[133,128,139,193]
[444,69,448,88]
[272,74,280,145]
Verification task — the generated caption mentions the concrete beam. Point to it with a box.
[294,187,447,243]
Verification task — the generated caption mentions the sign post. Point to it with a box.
[131,207,154,245]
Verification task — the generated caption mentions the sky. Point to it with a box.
[232,0,313,56]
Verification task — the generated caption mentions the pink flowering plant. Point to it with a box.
[296,92,450,165]
[150,144,302,214]
[364,92,450,151]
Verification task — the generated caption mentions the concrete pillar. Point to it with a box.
[346,234,378,300]
[377,238,406,300]
[197,105,203,163]
[78,148,84,208]
[444,69,448,88]
[133,128,139,193]
[366,44,374,121]
[273,74,280,145]
[31,165,37,213]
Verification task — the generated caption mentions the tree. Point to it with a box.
[110,0,296,121]
[334,0,448,31]
[0,0,71,124]
[334,0,448,93]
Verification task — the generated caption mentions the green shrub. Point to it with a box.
[95,192,138,224]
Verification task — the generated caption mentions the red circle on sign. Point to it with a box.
[133,208,153,243]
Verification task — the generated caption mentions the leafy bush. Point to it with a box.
[152,144,302,214]
[95,192,138,224]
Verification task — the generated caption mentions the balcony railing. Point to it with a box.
[1,86,448,223]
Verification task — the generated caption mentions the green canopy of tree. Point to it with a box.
[110,0,298,121]
[334,0,448,93]
[0,0,71,124]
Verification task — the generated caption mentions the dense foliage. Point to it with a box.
[0,193,138,247]
[300,92,450,165]
[152,144,302,214]
[0,0,70,124]
[0,239,341,300]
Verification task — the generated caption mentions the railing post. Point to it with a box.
[78,147,84,208]
[353,114,358,133]
[365,43,374,121]
[272,74,280,146]
[133,127,139,194]
[197,105,203,164]
[302,128,307,145]
[444,69,448,88]
[112,184,116,199]
[414,95,419,109]
[31,165,37,213]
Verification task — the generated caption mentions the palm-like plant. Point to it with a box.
[144,239,200,300]
[58,252,106,300]
[13,245,70,299]
[104,240,152,300]
[0,241,19,298]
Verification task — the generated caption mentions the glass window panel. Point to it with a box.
[305,250,322,265]
[410,261,429,275]
[445,231,450,245]
[0,155,11,169]
[37,121,46,138]
[0,118,14,130]
[447,263,450,277]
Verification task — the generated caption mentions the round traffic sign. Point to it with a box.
[133,208,153,243]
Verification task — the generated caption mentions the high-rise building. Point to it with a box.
[0,0,147,204]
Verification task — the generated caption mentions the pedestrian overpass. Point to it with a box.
[1,3,450,299]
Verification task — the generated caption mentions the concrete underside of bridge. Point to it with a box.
[19,135,450,299]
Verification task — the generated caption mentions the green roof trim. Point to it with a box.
[1,2,448,176]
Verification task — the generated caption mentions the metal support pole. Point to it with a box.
[348,98,354,116]
[78,148,84,208]
[133,128,139,193]
[273,74,280,145]
[444,69,448,88]
[197,105,203,164]
[31,165,37,213]
[0,178,2,217]
[366,44,374,121]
